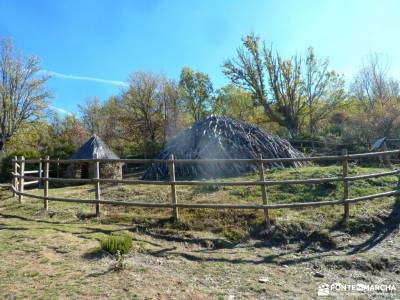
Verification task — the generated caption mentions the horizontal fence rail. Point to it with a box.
[13,169,400,186]
[10,149,400,226]
[10,186,400,209]
[13,149,400,164]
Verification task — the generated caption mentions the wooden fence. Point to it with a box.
[10,149,400,226]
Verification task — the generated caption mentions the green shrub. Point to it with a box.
[100,235,133,255]
[222,227,247,242]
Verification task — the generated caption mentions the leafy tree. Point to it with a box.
[304,47,346,134]
[50,115,89,158]
[223,34,344,137]
[179,67,213,121]
[0,38,50,153]
[78,74,185,158]
[5,121,52,158]
[122,72,165,157]
[213,85,252,118]
[223,34,304,136]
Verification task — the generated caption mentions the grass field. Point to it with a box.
[1,165,399,298]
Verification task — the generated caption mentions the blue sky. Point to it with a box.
[0,0,399,115]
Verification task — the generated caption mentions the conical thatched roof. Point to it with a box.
[143,116,305,180]
[71,135,119,159]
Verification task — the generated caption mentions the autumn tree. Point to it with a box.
[79,96,126,151]
[223,34,344,137]
[179,67,213,122]
[0,38,51,152]
[122,72,165,157]
[52,115,89,158]
[213,85,253,119]
[79,74,184,158]
[304,47,346,134]
[5,121,53,158]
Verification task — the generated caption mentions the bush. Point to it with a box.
[0,155,13,182]
[100,235,133,255]
[222,227,247,242]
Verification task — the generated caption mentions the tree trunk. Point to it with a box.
[0,139,6,153]
[288,126,300,139]
[309,116,316,135]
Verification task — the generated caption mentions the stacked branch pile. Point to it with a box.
[143,116,306,179]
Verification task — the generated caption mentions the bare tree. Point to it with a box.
[79,97,104,135]
[351,54,400,139]
[160,79,184,139]
[0,38,50,152]
[352,53,399,110]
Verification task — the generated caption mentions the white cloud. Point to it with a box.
[42,70,129,87]
[49,105,73,116]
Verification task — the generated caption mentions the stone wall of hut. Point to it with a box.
[66,163,82,179]
[99,163,123,179]
[66,162,123,179]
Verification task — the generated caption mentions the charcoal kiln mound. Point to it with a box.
[143,116,306,180]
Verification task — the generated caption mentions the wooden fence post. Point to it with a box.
[13,156,18,197]
[342,149,349,222]
[39,158,43,188]
[258,154,270,227]
[56,158,60,178]
[44,156,49,210]
[18,156,25,203]
[169,154,178,221]
[382,142,392,169]
[94,154,101,216]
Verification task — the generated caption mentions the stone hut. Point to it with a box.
[67,135,122,179]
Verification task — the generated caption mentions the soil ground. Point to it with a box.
[0,165,399,299]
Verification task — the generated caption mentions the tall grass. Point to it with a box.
[100,235,133,255]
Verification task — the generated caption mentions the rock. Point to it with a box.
[314,272,324,278]
[259,277,270,283]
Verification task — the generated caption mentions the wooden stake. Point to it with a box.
[382,142,392,169]
[169,154,178,220]
[342,149,349,222]
[19,156,25,203]
[56,158,60,178]
[258,154,270,227]
[13,156,18,197]
[44,156,49,210]
[95,154,101,216]
[39,158,43,188]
